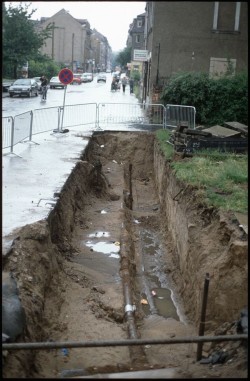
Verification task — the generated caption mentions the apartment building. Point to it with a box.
[127,12,146,76]
[34,9,111,73]
[143,2,248,103]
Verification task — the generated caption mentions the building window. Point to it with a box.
[209,57,236,78]
[136,35,140,43]
[212,2,241,32]
[137,19,142,28]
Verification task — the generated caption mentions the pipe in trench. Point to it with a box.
[119,225,148,365]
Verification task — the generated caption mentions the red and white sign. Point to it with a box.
[59,68,73,85]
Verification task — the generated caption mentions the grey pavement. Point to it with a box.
[2,125,90,254]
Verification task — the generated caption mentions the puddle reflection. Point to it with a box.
[86,240,120,258]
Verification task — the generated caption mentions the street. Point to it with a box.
[2,74,137,117]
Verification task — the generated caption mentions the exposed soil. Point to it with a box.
[2,131,248,378]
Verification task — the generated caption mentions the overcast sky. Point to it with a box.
[5,1,146,51]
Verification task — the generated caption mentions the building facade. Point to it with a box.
[143,2,248,103]
[127,12,146,77]
[34,9,111,73]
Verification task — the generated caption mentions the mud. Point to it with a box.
[2,131,248,378]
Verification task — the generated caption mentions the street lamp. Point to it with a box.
[72,33,75,72]
[51,22,65,60]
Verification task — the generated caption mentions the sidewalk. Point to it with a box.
[2,127,90,254]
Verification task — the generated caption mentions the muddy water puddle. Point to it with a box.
[137,228,185,322]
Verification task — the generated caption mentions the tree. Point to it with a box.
[3,2,52,78]
[115,47,132,70]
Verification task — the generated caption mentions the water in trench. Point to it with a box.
[136,228,185,322]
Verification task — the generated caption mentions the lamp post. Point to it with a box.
[156,43,160,86]
[72,33,75,72]
[51,22,65,60]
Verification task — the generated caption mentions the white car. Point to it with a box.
[81,73,93,83]
[49,76,66,89]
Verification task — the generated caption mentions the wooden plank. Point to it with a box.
[202,125,241,138]
[224,121,248,136]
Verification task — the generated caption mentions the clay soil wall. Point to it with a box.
[153,139,248,330]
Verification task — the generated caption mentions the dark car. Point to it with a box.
[97,73,107,83]
[8,78,39,98]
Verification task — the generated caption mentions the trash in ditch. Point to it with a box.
[141,298,148,305]
[112,160,117,163]
[61,348,69,357]
[151,290,157,296]
[114,241,120,246]
[100,145,105,148]
[157,296,164,299]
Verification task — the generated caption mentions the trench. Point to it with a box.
[2,131,248,378]
[38,130,194,377]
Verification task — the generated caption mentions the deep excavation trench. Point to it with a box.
[2,131,248,378]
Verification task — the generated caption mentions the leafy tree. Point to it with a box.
[3,2,52,78]
[116,47,132,70]
[28,57,64,79]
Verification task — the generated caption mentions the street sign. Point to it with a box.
[133,49,148,62]
[59,68,73,85]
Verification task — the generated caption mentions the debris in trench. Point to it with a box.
[169,121,248,154]
[236,307,248,335]
[199,349,230,364]
[141,299,148,305]
[2,272,26,342]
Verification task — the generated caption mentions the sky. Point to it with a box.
[4,1,146,51]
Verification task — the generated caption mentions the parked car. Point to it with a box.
[70,74,82,85]
[33,77,42,91]
[8,78,39,98]
[81,73,93,83]
[97,73,107,83]
[49,76,66,89]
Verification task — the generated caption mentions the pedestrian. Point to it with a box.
[129,78,134,94]
[121,76,127,93]
[40,75,48,100]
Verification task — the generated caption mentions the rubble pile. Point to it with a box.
[168,121,248,154]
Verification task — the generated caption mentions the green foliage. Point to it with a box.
[28,58,64,79]
[161,71,248,126]
[156,129,174,160]
[130,70,141,82]
[3,2,53,78]
[115,47,132,70]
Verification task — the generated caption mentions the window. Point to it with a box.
[209,57,236,78]
[213,2,241,32]
[136,35,140,43]
[137,19,142,28]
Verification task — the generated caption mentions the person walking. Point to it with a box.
[129,78,134,94]
[40,75,48,100]
[121,76,127,93]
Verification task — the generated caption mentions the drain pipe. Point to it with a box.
[120,226,148,366]
[120,227,138,339]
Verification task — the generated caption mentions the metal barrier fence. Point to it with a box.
[58,103,98,130]
[2,102,196,154]
[2,116,14,152]
[97,103,166,129]
[166,104,196,129]
[32,107,60,135]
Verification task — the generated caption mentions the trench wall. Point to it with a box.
[153,140,248,330]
